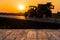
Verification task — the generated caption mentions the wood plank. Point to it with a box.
[0,29,60,40]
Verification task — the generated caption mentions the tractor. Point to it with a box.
[25,2,54,18]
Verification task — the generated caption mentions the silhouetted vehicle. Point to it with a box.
[25,2,54,18]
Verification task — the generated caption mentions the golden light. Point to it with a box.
[18,5,25,10]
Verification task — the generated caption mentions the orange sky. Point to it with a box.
[0,0,60,13]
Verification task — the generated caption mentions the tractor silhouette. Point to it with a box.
[25,2,54,18]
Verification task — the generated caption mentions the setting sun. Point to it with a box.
[0,0,60,13]
[18,5,25,10]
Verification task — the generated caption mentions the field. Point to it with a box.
[0,16,60,29]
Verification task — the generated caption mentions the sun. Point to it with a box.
[18,5,25,10]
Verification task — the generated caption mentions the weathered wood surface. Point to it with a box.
[0,29,60,40]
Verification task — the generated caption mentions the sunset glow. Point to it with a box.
[18,5,25,10]
[0,0,60,13]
